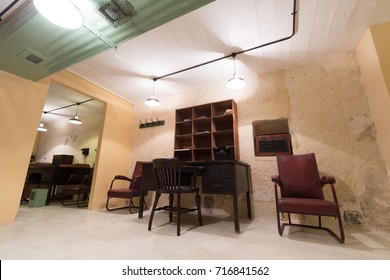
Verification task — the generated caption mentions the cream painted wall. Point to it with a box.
[0,70,135,224]
[130,52,390,231]
[371,21,390,95]
[0,70,49,224]
[356,23,390,181]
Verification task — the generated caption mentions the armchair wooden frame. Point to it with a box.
[148,158,203,236]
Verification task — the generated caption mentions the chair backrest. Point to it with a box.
[66,174,85,186]
[82,174,93,187]
[153,158,183,191]
[131,161,144,190]
[276,153,324,199]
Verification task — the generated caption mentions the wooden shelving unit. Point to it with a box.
[174,99,239,162]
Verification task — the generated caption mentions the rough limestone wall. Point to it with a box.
[131,52,390,232]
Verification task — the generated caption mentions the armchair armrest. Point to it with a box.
[114,175,132,181]
[271,175,280,183]
[320,176,335,185]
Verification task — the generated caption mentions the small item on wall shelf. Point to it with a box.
[223,109,233,116]
[139,118,165,129]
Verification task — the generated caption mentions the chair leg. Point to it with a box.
[195,192,202,226]
[177,193,181,236]
[148,193,161,231]
[169,193,174,222]
[276,210,284,236]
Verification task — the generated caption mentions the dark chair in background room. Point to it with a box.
[148,158,202,236]
[271,153,345,243]
[106,161,148,214]
[60,174,92,207]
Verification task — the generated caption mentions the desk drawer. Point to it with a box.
[202,164,233,178]
[202,176,234,194]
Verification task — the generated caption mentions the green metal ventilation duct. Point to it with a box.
[0,0,214,81]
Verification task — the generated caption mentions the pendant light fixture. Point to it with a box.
[33,0,84,30]
[68,103,82,124]
[226,53,246,90]
[145,78,161,107]
[37,112,48,132]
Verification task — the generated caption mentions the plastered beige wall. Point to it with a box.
[131,52,390,231]
[0,70,49,223]
[0,70,135,224]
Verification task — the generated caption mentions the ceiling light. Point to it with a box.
[68,103,82,124]
[37,122,47,132]
[226,53,246,90]
[145,79,161,107]
[33,0,84,30]
[37,112,47,132]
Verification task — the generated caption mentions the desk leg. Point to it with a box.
[246,191,252,220]
[232,193,240,234]
[138,191,145,219]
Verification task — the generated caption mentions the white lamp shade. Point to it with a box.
[33,0,84,29]
[226,74,246,89]
[68,115,82,124]
[145,95,161,107]
[37,122,47,132]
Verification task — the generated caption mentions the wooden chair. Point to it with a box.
[148,158,202,236]
[271,153,345,243]
[60,174,91,208]
[106,161,149,214]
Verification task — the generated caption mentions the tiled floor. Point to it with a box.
[1,203,390,260]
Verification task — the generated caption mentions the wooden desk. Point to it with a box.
[26,163,92,205]
[140,160,252,233]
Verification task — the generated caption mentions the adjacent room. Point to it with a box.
[1,0,390,263]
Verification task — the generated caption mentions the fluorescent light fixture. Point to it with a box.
[33,0,84,29]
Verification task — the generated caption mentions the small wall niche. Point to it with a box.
[252,118,292,157]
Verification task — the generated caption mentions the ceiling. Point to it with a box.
[1,0,390,111]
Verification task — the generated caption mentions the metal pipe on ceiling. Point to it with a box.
[0,0,20,21]
[154,0,299,82]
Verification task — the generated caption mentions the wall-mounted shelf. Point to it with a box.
[174,99,239,162]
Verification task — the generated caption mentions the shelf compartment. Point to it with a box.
[194,133,211,148]
[193,118,211,134]
[193,148,212,161]
[213,114,233,131]
[212,99,233,117]
[174,149,192,162]
[193,104,211,119]
[174,134,192,150]
[176,108,192,122]
[176,121,192,135]
[213,130,234,147]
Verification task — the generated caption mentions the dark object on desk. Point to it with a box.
[52,154,74,166]
[271,153,345,243]
[148,158,202,236]
[214,145,233,160]
[60,174,91,207]
[106,161,149,214]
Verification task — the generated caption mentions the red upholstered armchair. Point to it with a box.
[271,153,345,243]
[106,161,149,214]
